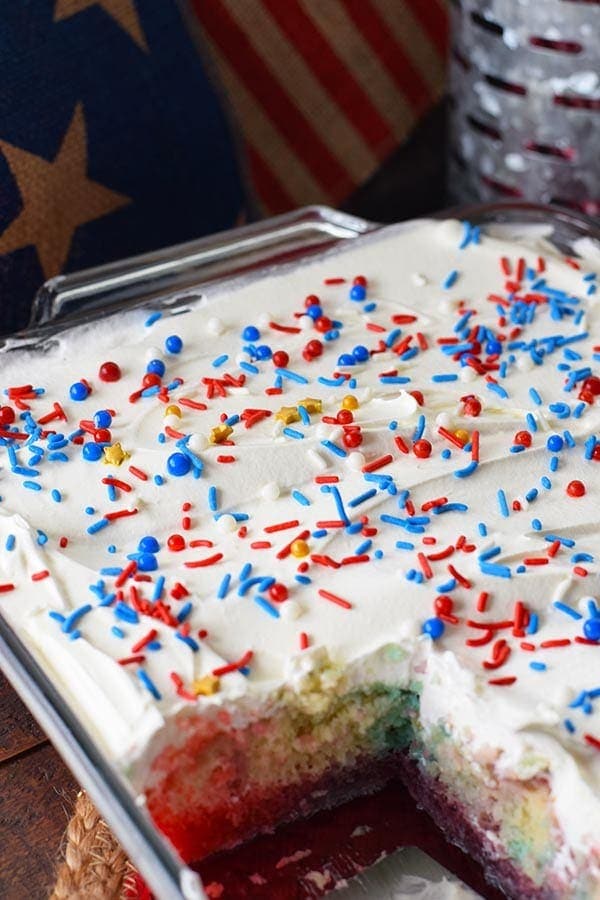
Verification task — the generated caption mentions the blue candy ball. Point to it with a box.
[349,284,366,301]
[94,409,112,428]
[583,618,600,641]
[546,434,564,452]
[352,345,370,362]
[422,617,445,640]
[305,305,323,320]
[165,335,183,354]
[138,535,160,553]
[242,325,260,342]
[486,339,502,355]
[146,359,166,377]
[137,552,158,572]
[255,345,272,360]
[337,353,356,367]
[82,442,103,461]
[167,452,191,477]
[70,381,89,401]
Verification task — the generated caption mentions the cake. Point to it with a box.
[0,216,599,898]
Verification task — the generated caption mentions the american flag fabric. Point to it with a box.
[0,0,448,335]
[0,1,245,334]
[190,0,448,214]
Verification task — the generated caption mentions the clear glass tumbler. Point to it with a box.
[448,0,600,216]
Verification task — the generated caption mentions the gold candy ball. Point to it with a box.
[342,394,358,410]
[290,539,309,558]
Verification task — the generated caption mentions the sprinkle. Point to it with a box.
[254,595,280,618]
[529,387,542,405]
[553,601,582,620]
[212,650,253,677]
[320,439,347,458]
[184,552,224,568]
[138,669,162,700]
[291,490,311,506]
[497,489,509,518]
[318,588,352,610]
[443,269,459,289]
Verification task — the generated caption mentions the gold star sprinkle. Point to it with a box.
[209,424,233,444]
[275,406,300,425]
[192,675,220,696]
[103,442,129,466]
[298,397,322,414]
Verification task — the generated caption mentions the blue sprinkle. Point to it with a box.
[114,602,139,623]
[443,269,459,290]
[138,670,161,700]
[212,354,229,368]
[454,460,478,479]
[254,595,280,618]
[283,427,304,440]
[497,489,509,518]
[531,518,542,531]
[413,414,426,442]
[529,661,547,672]
[525,488,538,503]
[320,439,347,458]
[480,562,511,578]
[432,373,458,383]
[111,626,125,638]
[145,312,162,327]
[297,405,310,425]
[529,387,542,405]
[5,534,15,551]
[154,475,164,486]
[175,632,199,651]
[292,489,311,506]
[487,381,509,400]
[23,480,42,491]
[318,376,346,387]
[527,613,538,635]
[541,476,552,490]
[275,368,308,384]
[295,574,312,585]
[354,539,372,556]
[87,518,109,534]
[478,522,487,536]
[51,489,62,503]
[431,502,468,514]
[239,562,252,581]
[564,719,576,734]
[379,376,411,385]
[395,540,415,551]
[441,448,451,459]
[152,576,165,601]
[62,604,92,633]
[348,488,377,508]
[239,361,259,375]
[374,549,384,559]
[553,601,582,620]
[545,534,575,547]
[208,485,218,511]
[217,573,231,600]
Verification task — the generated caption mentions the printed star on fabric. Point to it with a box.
[54,0,148,52]
[0,104,130,279]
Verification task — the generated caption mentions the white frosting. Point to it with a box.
[1,219,600,865]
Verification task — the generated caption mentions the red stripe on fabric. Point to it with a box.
[407,0,450,57]
[246,144,296,214]
[193,0,354,199]
[344,0,432,114]
[261,0,395,155]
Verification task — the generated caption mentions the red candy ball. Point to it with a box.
[514,430,532,447]
[142,372,161,388]
[304,339,323,358]
[269,582,289,603]
[434,595,454,616]
[167,534,185,552]
[353,275,367,287]
[336,409,354,424]
[94,428,111,443]
[342,430,362,449]
[413,439,432,458]
[272,350,289,368]
[463,397,481,417]
[583,376,600,396]
[314,316,333,333]
[0,405,15,425]
[567,480,585,497]
[99,361,121,382]
[594,445,600,462]
[304,294,320,307]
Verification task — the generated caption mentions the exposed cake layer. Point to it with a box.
[0,217,599,889]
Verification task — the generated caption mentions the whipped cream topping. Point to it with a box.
[1,218,599,860]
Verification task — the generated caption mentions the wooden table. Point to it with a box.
[0,104,449,899]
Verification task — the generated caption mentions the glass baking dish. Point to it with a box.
[1,202,599,900]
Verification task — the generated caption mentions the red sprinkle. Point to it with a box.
[0,583,15,592]
[584,734,600,751]
[184,553,224,569]
[264,520,300,534]
[299,632,309,649]
[117,655,145,666]
[488,676,517,686]
[31,570,50,582]
[212,650,253,677]
[318,588,352,610]
[362,453,393,473]
[128,465,148,481]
